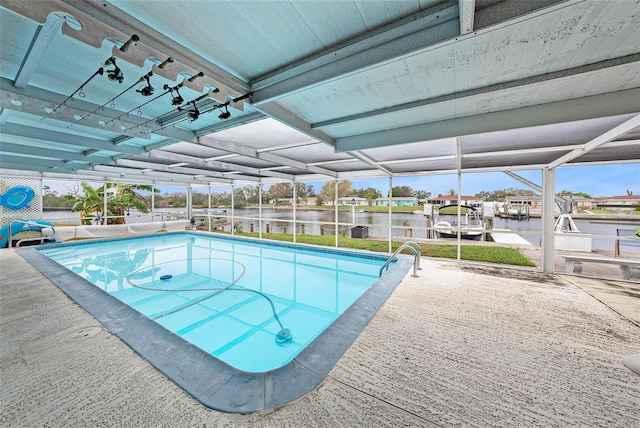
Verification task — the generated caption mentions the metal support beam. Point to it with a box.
[0,142,114,164]
[0,123,146,156]
[459,0,475,35]
[146,149,294,180]
[346,151,392,176]
[252,102,336,147]
[0,78,154,140]
[548,113,640,168]
[503,170,571,212]
[198,134,337,178]
[474,0,566,31]
[115,159,232,183]
[39,0,249,95]
[0,156,83,172]
[336,89,640,152]
[250,1,459,104]
[317,54,640,129]
[258,152,337,178]
[92,165,219,185]
[14,15,65,88]
[541,167,555,274]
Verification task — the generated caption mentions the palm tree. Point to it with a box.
[101,183,153,224]
[64,182,154,225]
[63,182,106,225]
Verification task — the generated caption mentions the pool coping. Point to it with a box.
[16,232,413,413]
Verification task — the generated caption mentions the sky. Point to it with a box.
[43,163,639,198]
[378,163,640,198]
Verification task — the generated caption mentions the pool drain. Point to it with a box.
[63,326,103,342]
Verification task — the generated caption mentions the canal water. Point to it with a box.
[43,208,638,253]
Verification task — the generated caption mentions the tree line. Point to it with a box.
[43,181,596,213]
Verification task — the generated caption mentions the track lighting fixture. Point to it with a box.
[136,73,154,96]
[178,101,200,123]
[163,83,184,105]
[105,57,124,83]
[218,105,231,120]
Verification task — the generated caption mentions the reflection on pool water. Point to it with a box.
[39,233,392,372]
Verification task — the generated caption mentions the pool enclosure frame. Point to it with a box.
[0,164,604,274]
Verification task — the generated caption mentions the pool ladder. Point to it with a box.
[379,241,421,278]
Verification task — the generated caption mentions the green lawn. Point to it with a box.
[228,232,536,267]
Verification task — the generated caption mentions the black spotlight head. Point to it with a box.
[107,68,123,83]
[106,58,124,83]
[171,87,184,105]
[187,110,199,122]
[218,105,231,120]
[137,85,154,96]
[136,75,154,96]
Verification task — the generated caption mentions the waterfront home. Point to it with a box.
[371,196,419,207]
[427,195,483,209]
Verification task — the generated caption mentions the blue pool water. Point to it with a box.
[38,233,393,372]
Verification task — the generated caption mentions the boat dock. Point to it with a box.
[490,229,533,245]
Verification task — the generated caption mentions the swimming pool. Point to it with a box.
[18,232,412,412]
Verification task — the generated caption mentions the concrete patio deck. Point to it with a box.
[1,248,638,427]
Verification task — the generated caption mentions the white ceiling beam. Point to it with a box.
[115,158,231,182]
[251,102,336,147]
[220,172,266,182]
[195,112,266,137]
[503,171,542,193]
[473,0,570,31]
[548,114,640,169]
[0,154,89,172]
[336,89,640,152]
[257,152,337,178]
[0,78,155,140]
[0,167,213,186]
[346,151,392,176]
[380,155,457,165]
[0,123,146,156]
[199,134,337,177]
[14,14,65,88]
[146,149,294,180]
[459,0,475,35]
[463,145,581,159]
[0,142,115,164]
[250,1,459,104]
[308,158,359,167]
[4,0,248,101]
[463,140,640,160]
[337,169,388,179]
[93,165,220,184]
[255,140,320,153]
[198,135,259,157]
[314,54,640,128]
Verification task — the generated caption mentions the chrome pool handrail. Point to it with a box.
[379,241,421,278]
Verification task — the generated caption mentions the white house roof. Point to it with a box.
[1,0,639,187]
